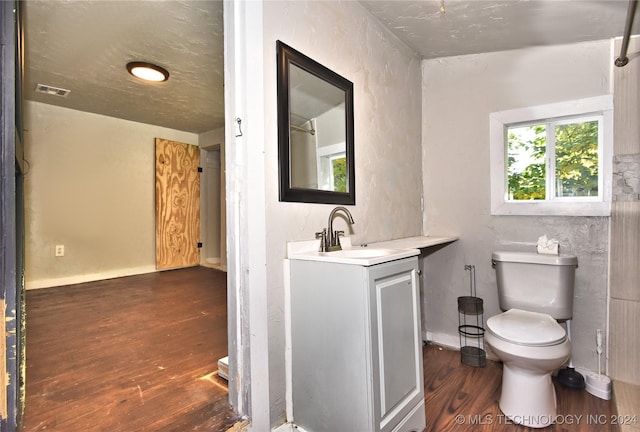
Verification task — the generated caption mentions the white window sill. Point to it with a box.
[491,200,611,217]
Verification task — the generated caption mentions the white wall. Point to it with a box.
[262,0,424,425]
[421,40,612,372]
[24,101,198,288]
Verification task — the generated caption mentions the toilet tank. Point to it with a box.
[492,251,578,320]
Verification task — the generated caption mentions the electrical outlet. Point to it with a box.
[55,245,65,257]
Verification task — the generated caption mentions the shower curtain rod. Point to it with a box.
[290,113,316,135]
[615,0,638,67]
[290,124,316,135]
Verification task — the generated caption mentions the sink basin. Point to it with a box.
[288,246,419,266]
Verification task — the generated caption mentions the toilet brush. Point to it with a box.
[557,319,586,389]
[585,329,612,399]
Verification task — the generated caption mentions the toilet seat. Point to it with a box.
[487,309,566,347]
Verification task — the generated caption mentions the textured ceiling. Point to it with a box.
[24,0,224,134]
[23,1,635,134]
[360,0,632,59]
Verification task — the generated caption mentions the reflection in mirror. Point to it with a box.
[289,63,346,192]
[277,41,355,204]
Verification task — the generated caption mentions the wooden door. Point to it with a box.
[155,138,201,270]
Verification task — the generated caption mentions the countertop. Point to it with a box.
[367,235,458,250]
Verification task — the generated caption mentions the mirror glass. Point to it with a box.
[277,41,355,204]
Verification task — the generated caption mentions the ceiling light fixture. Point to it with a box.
[126,62,170,82]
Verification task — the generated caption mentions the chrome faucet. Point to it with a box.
[325,206,355,252]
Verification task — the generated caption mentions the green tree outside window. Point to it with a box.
[332,157,347,193]
[507,119,599,201]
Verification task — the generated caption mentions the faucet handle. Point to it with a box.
[334,230,345,247]
[315,229,327,252]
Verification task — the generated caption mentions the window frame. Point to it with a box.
[490,95,613,216]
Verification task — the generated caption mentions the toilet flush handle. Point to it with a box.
[491,259,497,268]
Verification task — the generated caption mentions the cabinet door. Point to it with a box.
[369,258,424,432]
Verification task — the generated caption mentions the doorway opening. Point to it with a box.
[18,0,238,429]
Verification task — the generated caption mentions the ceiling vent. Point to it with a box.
[35,83,71,98]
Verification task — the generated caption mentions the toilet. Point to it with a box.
[485,251,578,429]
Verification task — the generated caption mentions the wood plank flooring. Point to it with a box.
[423,343,618,432]
[22,267,618,432]
[22,267,239,432]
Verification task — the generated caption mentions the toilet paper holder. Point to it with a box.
[458,265,486,368]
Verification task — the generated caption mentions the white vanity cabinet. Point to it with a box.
[289,256,425,432]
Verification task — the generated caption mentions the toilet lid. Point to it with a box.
[487,309,566,347]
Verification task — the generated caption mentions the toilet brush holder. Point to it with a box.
[585,373,612,400]
[585,329,611,399]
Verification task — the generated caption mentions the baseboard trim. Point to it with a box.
[26,265,158,290]
[201,261,227,272]
[424,330,460,350]
[424,330,501,361]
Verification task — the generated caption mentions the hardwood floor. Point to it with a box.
[423,343,618,432]
[22,267,240,432]
[23,268,618,432]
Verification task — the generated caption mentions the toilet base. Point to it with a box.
[499,365,558,429]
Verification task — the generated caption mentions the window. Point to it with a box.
[507,115,602,200]
[490,95,613,216]
[316,143,347,192]
[330,155,347,193]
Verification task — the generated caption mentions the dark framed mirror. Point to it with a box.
[277,41,355,204]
